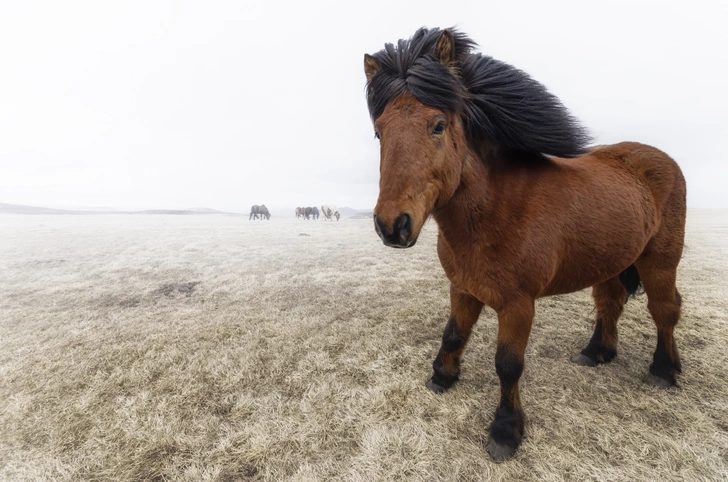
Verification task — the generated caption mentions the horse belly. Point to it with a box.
[541,259,626,297]
[540,209,653,296]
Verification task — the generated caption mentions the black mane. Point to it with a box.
[366,27,591,158]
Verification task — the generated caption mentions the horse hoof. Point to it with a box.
[570,354,596,367]
[486,438,516,461]
[425,379,448,394]
[643,373,674,388]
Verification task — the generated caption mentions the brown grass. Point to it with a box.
[1,211,727,481]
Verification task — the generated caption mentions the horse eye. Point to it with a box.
[374,131,381,140]
[432,121,446,135]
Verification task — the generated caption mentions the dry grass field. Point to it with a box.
[1,211,727,481]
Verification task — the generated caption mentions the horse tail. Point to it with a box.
[618,264,643,302]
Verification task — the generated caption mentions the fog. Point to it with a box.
[1,0,726,212]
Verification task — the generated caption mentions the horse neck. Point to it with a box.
[432,149,498,241]
[433,144,555,246]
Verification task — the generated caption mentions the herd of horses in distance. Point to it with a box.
[248,204,340,221]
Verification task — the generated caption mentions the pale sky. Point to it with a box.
[1,0,726,211]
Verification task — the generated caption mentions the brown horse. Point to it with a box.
[296,207,305,219]
[364,28,686,461]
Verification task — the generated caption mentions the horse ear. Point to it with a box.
[364,54,381,83]
[435,29,456,65]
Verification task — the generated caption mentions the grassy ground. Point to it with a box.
[1,211,726,481]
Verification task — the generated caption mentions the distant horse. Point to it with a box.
[259,205,270,220]
[249,204,270,220]
[249,205,260,220]
[364,28,685,461]
[321,204,340,221]
[303,207,319,220]
[295,207,305,219]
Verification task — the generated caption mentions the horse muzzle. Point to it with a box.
[373,213,418,248]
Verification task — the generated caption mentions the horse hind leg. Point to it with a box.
[635,259,682,387]
[572,274,628,366]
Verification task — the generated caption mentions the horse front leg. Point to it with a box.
[427,285,483,393]
[487,297,534,461]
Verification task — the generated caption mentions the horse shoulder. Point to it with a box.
[436,227,509,310]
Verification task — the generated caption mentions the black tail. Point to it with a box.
[619,264,643,302]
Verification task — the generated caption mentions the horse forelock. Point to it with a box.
[366,27,591,159]
[366,27,472,123]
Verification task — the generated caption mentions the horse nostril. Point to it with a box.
[373,214,387,238]
[374,212,414,247]
[395,213,412,243]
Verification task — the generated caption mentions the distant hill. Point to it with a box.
[0,202,235,215]
[339,207,373,219]
[0,202,93,214]
[138,210,203,215]
[138,208,230,215]
[339,207,372,218]
[1,202,376,217]
[185,208,226,214]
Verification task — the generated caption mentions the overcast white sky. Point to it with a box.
[1,0,726,211]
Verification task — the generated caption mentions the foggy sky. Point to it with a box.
[1,0,727,211]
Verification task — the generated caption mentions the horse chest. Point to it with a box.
[437,235,505,308]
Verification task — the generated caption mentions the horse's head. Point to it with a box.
[365,30,470,248]
[369,93,468,248]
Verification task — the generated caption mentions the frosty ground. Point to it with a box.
[1,211,726,481]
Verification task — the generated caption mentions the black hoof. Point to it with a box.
[426,378,450,394]
[643,372,675,388]
[570,353,597,367]
[488,405,524,462]
[486,437,517,461]
[426,369,457,394]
